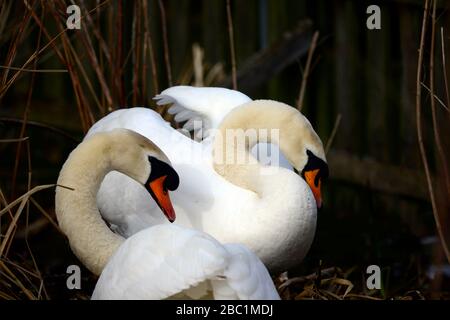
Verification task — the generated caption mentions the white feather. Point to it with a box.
[92,224,280,300]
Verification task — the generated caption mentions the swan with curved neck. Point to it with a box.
[87,89,329,272]
[213,100,327,199]
[55,129,179,275]
[55,129,280,299]
[206,100,328,271]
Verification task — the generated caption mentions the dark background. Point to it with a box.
[0,0,449,299]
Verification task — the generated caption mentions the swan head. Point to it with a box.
[145,156,179,222]
[216,100,328,208]
[261,101,328,209]
[100,129,180,221]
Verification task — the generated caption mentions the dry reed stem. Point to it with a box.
[116,0,124,106]
[441,28,450,109]
[65,35,104,114]
[158,0,172,86]
[142,0,159,96]
[429,0,450,200]
[430,0,450,195]
[0,137,29,143]
[416,0,450,264]
[132,0,142,106]
[325,113,342,155]
[10,8,43,196]
[0,260,36,300]
[193,44,204,87]
[226,0,237,90]
[297,31,319,111]
[29,197,63,234]
[0,66,67,73]
[77,4,113,111]
[0,117,79,143]
[1,4,32,86]
[80,0,112,65]
[0,184,57,218]
[421,82,450,112]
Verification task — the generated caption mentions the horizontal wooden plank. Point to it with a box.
[328,149,429,201]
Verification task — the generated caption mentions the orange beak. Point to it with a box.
[304,169,322,209]
[148,175,176,222]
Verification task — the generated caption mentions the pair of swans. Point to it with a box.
[55,86,328,299]
[56,129,279,299]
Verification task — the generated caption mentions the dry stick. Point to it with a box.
[441,28,450,116]
[297,31,319,111]
[1,0,69,99]
[29,197,63,234]
[55,1,94,128]
[345,294,383,301]
[6,141,32,259]
[142,0,159,96]
[115,0,124,107]
[3,257,39,297]
[96,0,106,113]
[158,0,173,86]
[142,12,148,104]
[430,1,450,248]
[0,261,36,300]
[430,0,450,262]
[10,10,43,198]
[79,10,113,113]
[66,36,104,114]
[421,82,450,112]
[26,1,65,63]
[79,0,112,65]
[1,4,32,86]
[416,0,450,264]
[0,24,66,99]
[24,139,48,299]
[0,137,29,143]
[58,24,89,132]
[325,113,342,155]
[0,66,67,73]
[0,189,14,227]
[106,3,113,109]
[226,0,237,90]
[0,184,58,218]
[0,117,79,143]
[193,44,204,86]
[0,191,29,257]
[132,1,141,106]
[1,258,40,279]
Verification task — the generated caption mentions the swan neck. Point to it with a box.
[55,136,124,276]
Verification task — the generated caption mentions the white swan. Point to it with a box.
[55,129,280,299]
[87,87,328,273]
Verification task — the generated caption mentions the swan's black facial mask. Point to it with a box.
[145,156,180,223]
[300,150,329,209]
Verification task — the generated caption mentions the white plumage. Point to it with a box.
[92,224,280,300]
[87,86,326,273]
[55,129,280,300]
[155,86,252,139]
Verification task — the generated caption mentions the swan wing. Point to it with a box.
[91,224,229,300]
[91,224,280,300]
[154,86,251,139]
[211,244,281,300]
